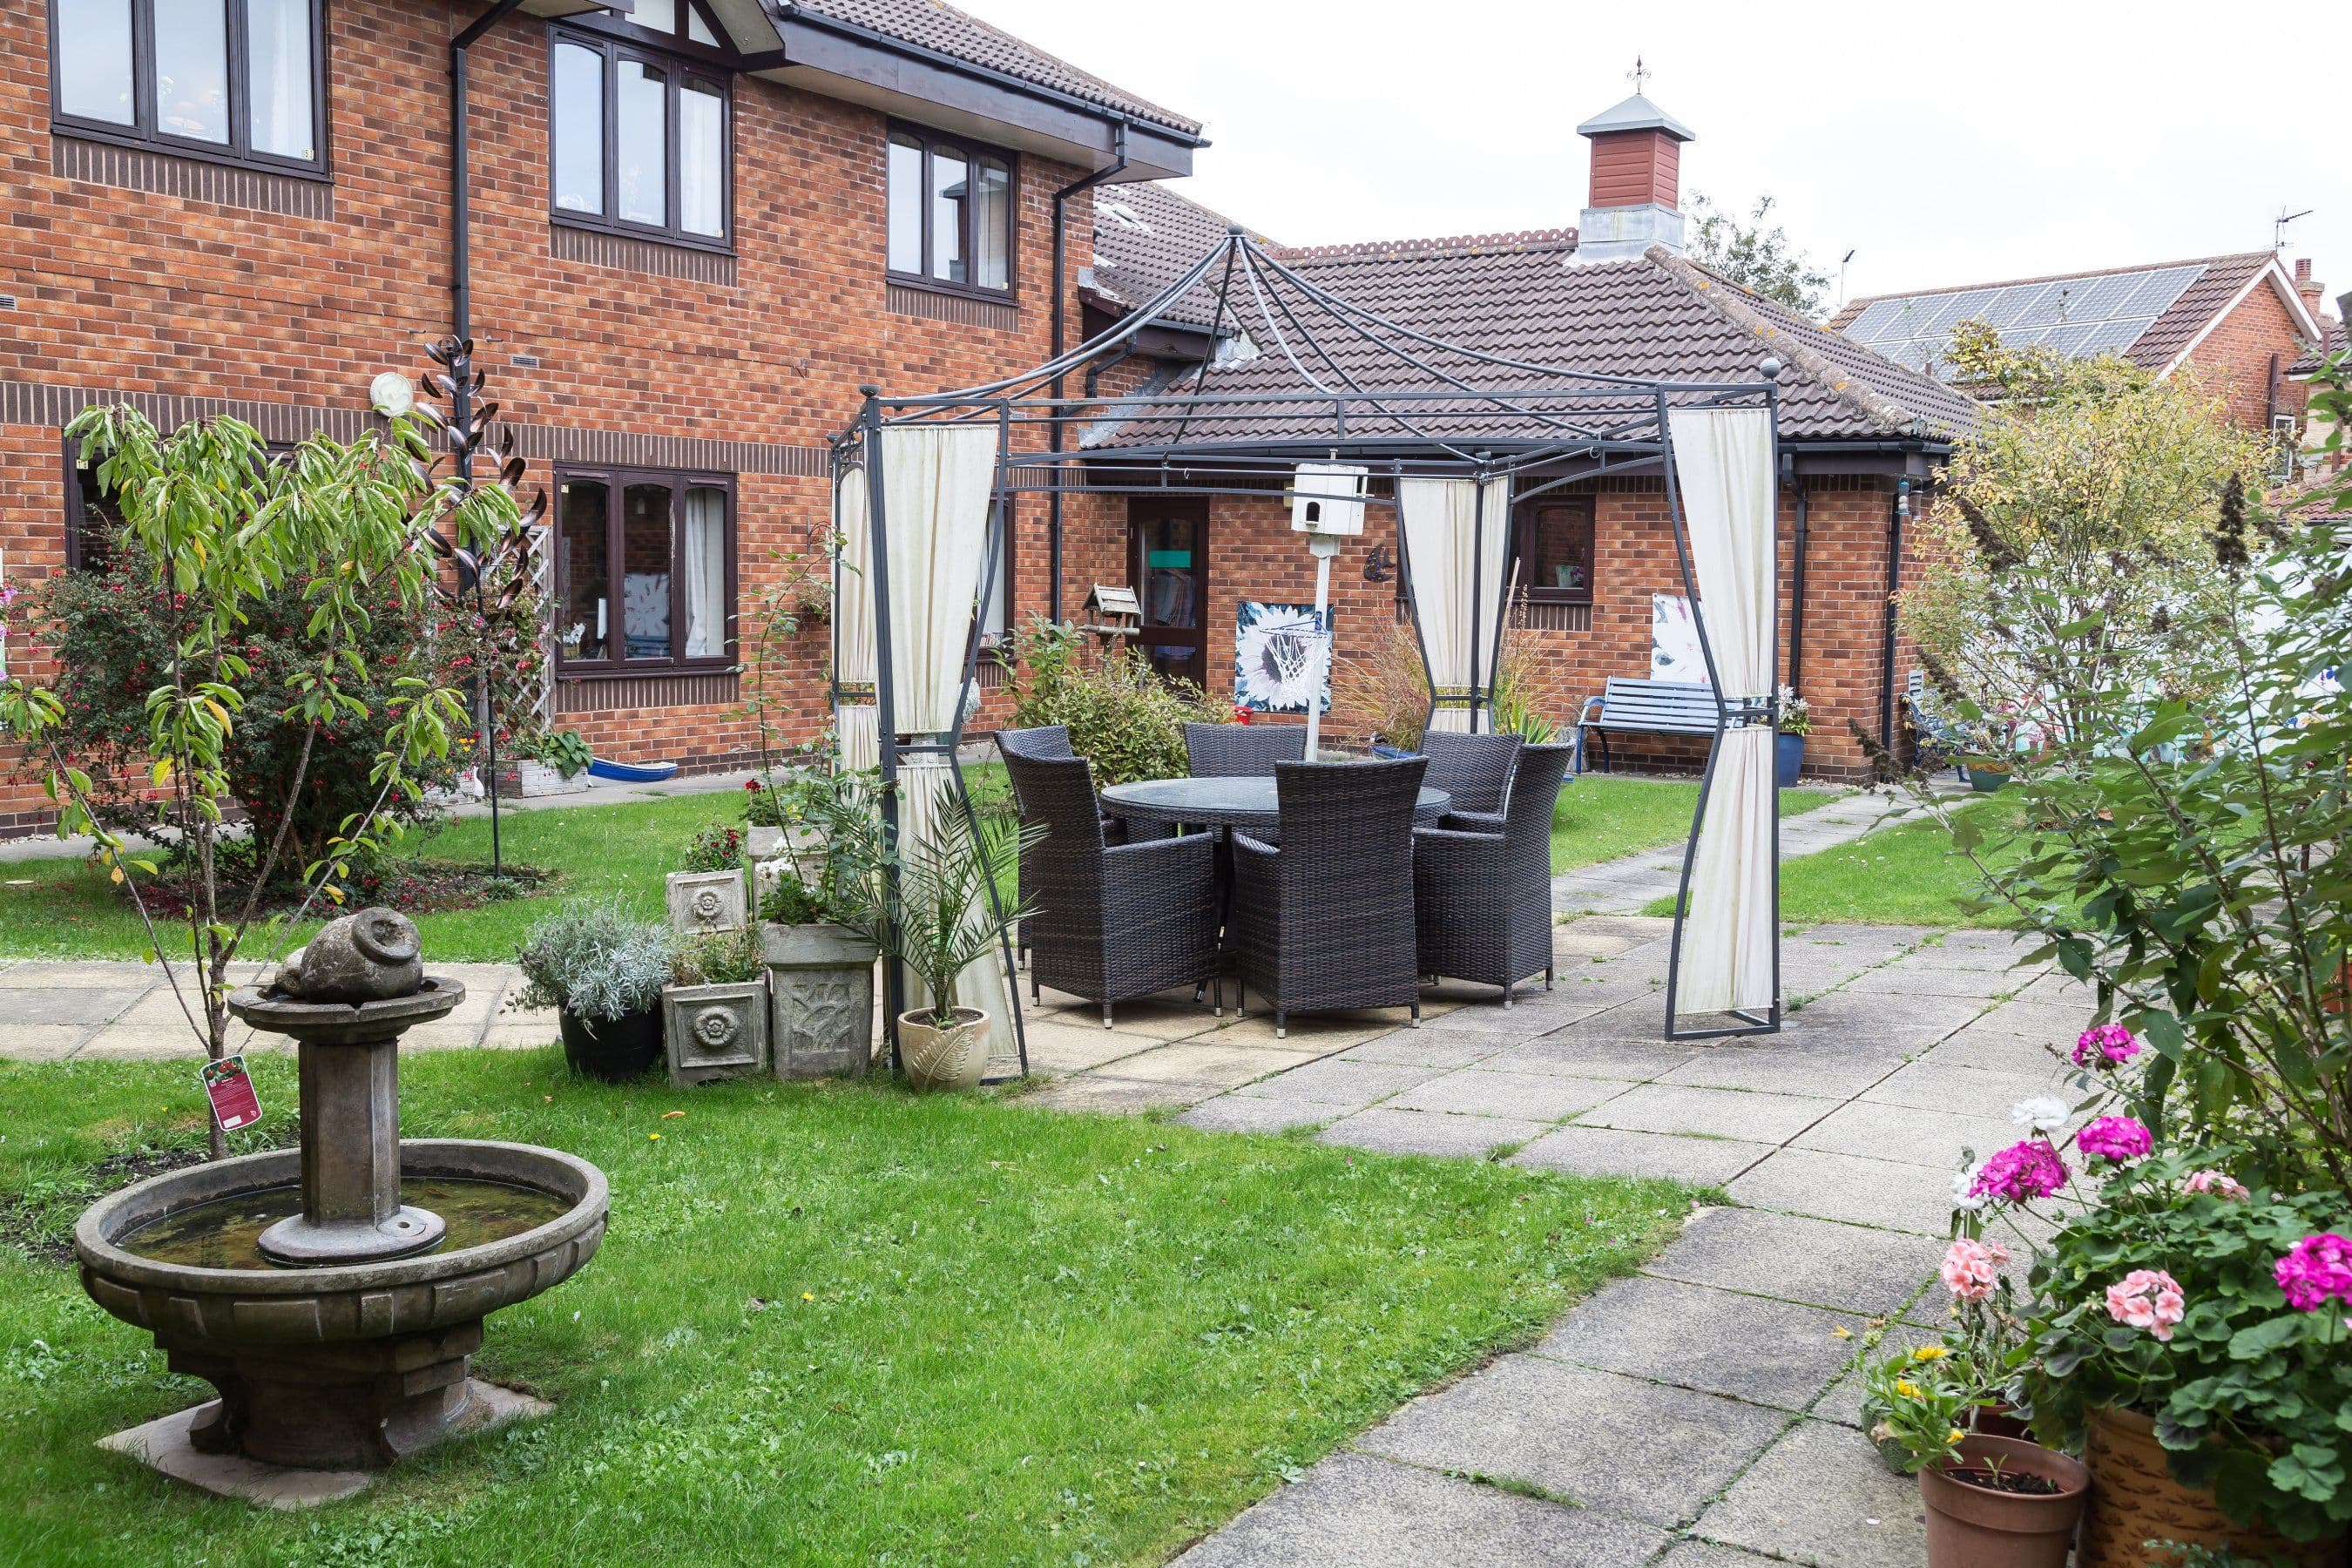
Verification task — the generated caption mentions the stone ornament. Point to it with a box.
[274,908,424,1002]
[663,979,768,1086]
[665,868,747,934]
[762,922,878,1081]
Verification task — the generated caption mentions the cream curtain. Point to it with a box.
[1666,407,1777,1017]
[1396,476,1512,734]
[681,486,726,659]
[833,465,880,770]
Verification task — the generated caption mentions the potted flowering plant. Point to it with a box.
[666,819,747,936]
[1774,685,1810,787]
[663,928,768,1086]
[757,771,886,1081]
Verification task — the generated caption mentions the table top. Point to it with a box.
[1098,775,1451,830]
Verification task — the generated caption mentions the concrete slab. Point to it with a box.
[1480,1037,1699,1083]
[1777,990,1985,1042]
[1020,1020,1158,1075]
[1357,1355,1790,1529]
[4,985,151,1026]
[98,1382,551,1510]
[0,962,172,988]
[1838,964,2027,1002]
[1318,1107,1550,1160]
[1694,1418,1927,1568]
[1969,998,2092,1044]
[1579,1083,1832,1144]
[1094,1041,1321,1090]
[1510,1126,1767,1186]
[1859,1058,2065,1119]
[1727,1148,1958,1237]
[1230,1058,1440,1107]
[71,1027,206,1060]
[1790,1100,2019,1172]
[1534,1275,1869,1411]
[1652,1043,1900,1101]
[0,1023,91,1060]
[1335,1037,1505,1070]
[1017,1074,1208,1115]
[1652,1541,1788,1567]
[1168,1451,1669,1568]
[1176,1096,1335,1136]
[1387,1068,1624,1121]
[1644,1208,1936,1317]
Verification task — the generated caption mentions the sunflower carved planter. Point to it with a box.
[661,979,769,1086]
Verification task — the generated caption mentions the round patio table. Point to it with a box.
[1098,776,1452,835]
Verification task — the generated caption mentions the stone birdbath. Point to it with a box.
[73,909,609,1504]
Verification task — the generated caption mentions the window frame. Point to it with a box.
[46,0,331,179]
[1511,494,1597,605]
[886,121,1019,301]
[545,21,735,253]
[551,464,740,679]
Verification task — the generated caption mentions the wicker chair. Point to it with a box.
[997,726,1119,967]
[1229,756,1428,1037]
[1418,730,1524,833]
[999,751,1220,1027]
[1412,743,1574,1005]
[1184,722,1307,777]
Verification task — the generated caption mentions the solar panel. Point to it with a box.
[1836,262,2214,372]
[1982,284,2052,328]
[1844,299,1909,341]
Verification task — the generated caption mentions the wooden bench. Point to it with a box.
[1573,678,1720,774]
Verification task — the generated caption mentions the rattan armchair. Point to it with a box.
[1184,722,1307,777]
[999,751,1221,1028]
[1412,742,1574,1005]
[1418,730,1524,833]
[1229,757,1428,1037]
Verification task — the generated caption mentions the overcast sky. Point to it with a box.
[974,0,2345,316]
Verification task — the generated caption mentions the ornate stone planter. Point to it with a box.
[662,979,769,1086]
[761,922,877,1080]
[666,868,747,935]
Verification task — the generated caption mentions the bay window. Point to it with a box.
[887,125,1014,294]
[51,0,325,172]
[549,14,731,247]
[555,469,736,674]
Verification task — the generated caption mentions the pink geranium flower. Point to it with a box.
[2078,1116,2154,1165]
[1940,1237,2011,1302]
[2105,1269,2186,1341]
[2072,1024,2144,1069]
[2274,1234,2352,1313]
[1970,1139,2071,1203]
[2182,1170,2249,1200]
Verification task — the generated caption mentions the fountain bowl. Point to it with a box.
[77,1139,606,1470]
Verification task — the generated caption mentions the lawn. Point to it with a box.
[0,1051,1686,1566]
[1553,775,1837,874]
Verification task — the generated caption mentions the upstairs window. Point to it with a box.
[549,14,731,247]
[51,0,325,172]
[888,126,1014,295]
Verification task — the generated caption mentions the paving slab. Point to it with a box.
[0,962,172,988]
[1334,1037,1504,1070]
[1168,1451,1669,1568]
[1358,1355,1790,1529]
[1653,1541,1789,1568]
[1579,1083,1832,1145]
[1694,1418,1926,1568]
[1481,1036,1698,1083]
[1388,1068,1624,1121]
[1533,1275,1866,1410]
[6,985,152,1027]
[1652,1042,1900,1101]
[1509,1125,1767,1185]
[1230,1058,1441,1107]
[0,1024,91,1060]
[1317,1107,1550,1160]
[1969,997,2092,1044]
[1790,1100,2019,1172]
[1643,1208,1935,1317]
[1089,1041,1321,1090]
[1778,990,1985,1041]
[1176,1096,1336,1136]
[1020,1020,1158,1075]
[1017,1073,1207,1115]
[1837,964,2028,1002]
[1859,1058,2065,1118]
[1921,1025,2072,1077]
[1727,1147,1958,1237]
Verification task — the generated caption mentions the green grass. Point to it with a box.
[1553,776,1837,874]
[0,1051,1686,1566]
[1641,795,2031,928]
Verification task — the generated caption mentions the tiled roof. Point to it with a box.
[1828,252,2283,376]
[1089,182,1274,330]
[2290,318,2346,377]
[787,0,1201,135]
[1088,233,1976,449]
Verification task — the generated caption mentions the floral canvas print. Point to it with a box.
[1234,601,1333,714]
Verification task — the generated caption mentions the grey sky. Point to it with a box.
[975,0,2345,316]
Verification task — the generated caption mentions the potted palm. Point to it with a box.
[511,900,675,1082]
[663,929,768,1085]
[864,809,1040,1092]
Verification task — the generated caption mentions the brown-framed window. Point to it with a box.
[549,16,732,249]
[64,444,126,573]
[887,125,1015,296]
[553,467,738,676]
[1126,496,1206,684]
[1512,495,1596,603]
[49,0,328,176]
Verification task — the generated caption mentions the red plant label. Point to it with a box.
[201,1055,263,1132]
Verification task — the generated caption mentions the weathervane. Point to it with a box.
[1628,56,1652,95]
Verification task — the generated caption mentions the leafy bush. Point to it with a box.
[524,728,594,780]
[511,900,674,1021]
[1005,618,1222,785]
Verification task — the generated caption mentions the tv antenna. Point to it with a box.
[2274,206,2312,251]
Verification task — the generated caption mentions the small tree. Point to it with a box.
[1687,193,1835,317]
[0,370,531,1157]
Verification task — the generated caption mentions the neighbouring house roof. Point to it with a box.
[1085,229,1976,449]
[784,0,1202,136]
[2290,318,2346,378]
[1829,251,2327,381]
[1087,182,1276,331]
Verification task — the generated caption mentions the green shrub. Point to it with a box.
[1005,618,1223,785]
[511,900,674,1021]
[672,928,764,987]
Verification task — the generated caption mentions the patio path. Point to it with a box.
[1551,787,1897,916]
[1017,917,2089,1567]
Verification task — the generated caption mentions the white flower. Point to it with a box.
[2011,1096,2070,1133]
[1951,1167,1989,1213]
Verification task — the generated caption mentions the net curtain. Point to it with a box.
[1666,407,1777,1017]
[1396,476,1513,734]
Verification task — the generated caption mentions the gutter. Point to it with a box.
[1047,122,1130,621]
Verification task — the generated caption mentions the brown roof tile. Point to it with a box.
[1090,182,1274,330]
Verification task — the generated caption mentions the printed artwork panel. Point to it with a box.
[1234,601,1334,714]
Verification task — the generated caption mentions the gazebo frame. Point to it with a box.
[833,230,1785,1065]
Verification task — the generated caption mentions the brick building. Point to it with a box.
[0,0,1202,833]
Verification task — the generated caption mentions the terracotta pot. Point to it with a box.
[558,1005,664,1083]
[1971,1402,2034,1443]
[2078,1405,2347,1568]
[897,1007,990,1092]
[1919,1434,2090,1568]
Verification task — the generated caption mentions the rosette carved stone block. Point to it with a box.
[662,980,769,1086]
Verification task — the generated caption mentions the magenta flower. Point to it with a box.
[2106,1268,2187,1341]
[2274,1233,2352,1313]
[2072,1024,2144,1069]
[1970,1139,2071,1203]
[2077,1116,2154,1165]
[1940,1237,2011,1302]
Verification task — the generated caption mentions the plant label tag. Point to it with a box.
[202,1055,263,1132]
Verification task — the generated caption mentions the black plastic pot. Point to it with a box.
[558,1005,664,1083]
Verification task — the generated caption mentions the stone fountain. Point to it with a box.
[74,909,608,1500]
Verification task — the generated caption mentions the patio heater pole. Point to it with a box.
[1303,535,1339,761]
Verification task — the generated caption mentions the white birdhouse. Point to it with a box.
[1290,462,1368,537]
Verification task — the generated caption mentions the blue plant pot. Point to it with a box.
[1775,732,1804,789]
[1370,743,1419,760]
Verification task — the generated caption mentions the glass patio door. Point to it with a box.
[1127,497,1207,686]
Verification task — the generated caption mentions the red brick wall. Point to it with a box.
[2180,278,2308,432]
[0,0,1098,825]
